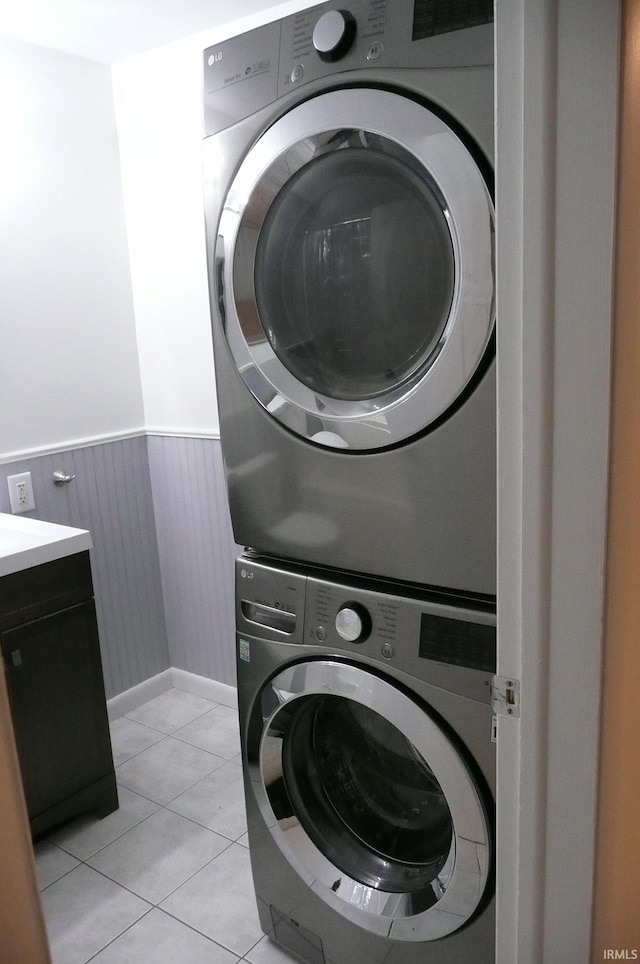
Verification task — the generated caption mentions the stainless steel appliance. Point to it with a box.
[236,554,496,964]
[203,0,496,596]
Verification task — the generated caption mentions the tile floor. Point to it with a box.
[34,688,299,964]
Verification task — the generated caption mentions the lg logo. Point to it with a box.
[207,51,223,66]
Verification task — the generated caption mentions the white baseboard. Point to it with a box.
[107,667,237,720]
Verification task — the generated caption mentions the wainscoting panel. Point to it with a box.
[147,435,239,687]
[0,437,171,699]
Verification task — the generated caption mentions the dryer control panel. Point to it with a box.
[203,0,493,135]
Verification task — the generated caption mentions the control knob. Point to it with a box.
[335,602,371,643]
[312,10,357,62]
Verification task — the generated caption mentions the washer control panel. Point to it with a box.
[313,580,399,657]
[306,570,496,682]
[236,556,496,701]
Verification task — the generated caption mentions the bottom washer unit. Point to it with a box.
[236,555,496,964]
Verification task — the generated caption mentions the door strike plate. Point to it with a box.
[491,675,520,718]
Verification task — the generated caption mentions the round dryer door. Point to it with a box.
[217,87,494,450]
[250,659,492,941]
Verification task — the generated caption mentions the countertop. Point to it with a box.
[0,513,92,578]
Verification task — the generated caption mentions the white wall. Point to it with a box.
[0,38,144,460]
[0,3,323,459]
[112,41,219,437]
[111,0,324,437]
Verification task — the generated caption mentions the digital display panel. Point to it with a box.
[413,0,494,41]
[419,612,496,673]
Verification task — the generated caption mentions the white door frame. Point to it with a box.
[495,1,620,960]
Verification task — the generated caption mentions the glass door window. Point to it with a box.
[255,144,455,401]
[279,695,454,898]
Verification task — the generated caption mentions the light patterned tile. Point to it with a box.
[174,704,241,759]
[33,840,79,890]
[125,689,215,734]
[109,716,165,766]
[245,935,305,964]
[48,786,159,860]
[167,760,247,840]
[115,736,225,805]
[86,808,230,904]
[91,908,240,963]
[160,843,263,956]
[41,863,149,964]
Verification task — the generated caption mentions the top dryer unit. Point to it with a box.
[203,0,496,597]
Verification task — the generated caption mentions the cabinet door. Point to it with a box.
[1,600,114,819]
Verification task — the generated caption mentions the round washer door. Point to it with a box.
[249,659,492,941]
[217,87,494,451]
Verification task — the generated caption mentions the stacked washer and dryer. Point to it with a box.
[203,2,497,962]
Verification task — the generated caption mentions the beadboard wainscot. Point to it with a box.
[0,433,238,700]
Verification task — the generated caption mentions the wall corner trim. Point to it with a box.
[106,669,174,720]
[171,668,237,709]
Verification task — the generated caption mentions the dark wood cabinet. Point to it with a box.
[0,551,118,837]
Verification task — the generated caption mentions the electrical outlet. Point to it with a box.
[7,472,36,514]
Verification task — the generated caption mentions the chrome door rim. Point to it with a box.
[249,659,492,941]
[217,87,494,450]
